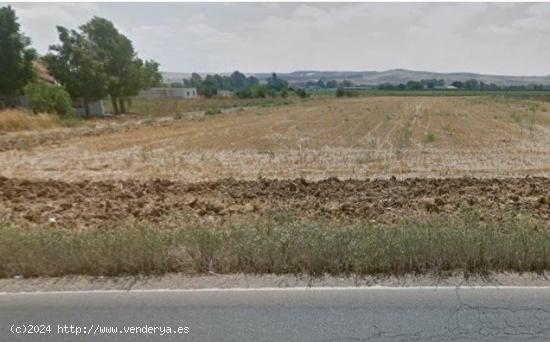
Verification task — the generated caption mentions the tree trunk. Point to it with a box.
[111,96,120,115]
[119,97,127,114]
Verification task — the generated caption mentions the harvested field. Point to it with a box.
[1,176,549,229]
[2,96,550,181]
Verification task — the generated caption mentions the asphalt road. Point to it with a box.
[1,287,550,341]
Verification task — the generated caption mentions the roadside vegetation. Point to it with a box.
[1,208,549,278]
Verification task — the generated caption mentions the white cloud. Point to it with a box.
[9,3,99,53]
[4,2,550,75]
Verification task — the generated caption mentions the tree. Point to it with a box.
[406,80,422,90]
[189,73,203,87]
[463,79,479,90]
[117,58,162,112]
[230,71,247,89]
[198,75,217,97]
[246,76,259,87]
[80,17,135,114]
[0,6,36,106]
[47,16,161,115]
[451,81,463,89]
[267,73,288,91]
[326,80,338,88]
[141,60,162,88]
[44,26,108,116]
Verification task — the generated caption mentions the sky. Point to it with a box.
[4,2,550,76]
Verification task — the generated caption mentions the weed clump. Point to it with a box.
[424,132,436,143]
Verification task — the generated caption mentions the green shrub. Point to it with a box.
[425,132,436,143]
[24,82,73,117]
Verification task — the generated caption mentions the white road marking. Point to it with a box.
[1,286,550,295]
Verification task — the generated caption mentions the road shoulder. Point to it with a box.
[1,272,549,293]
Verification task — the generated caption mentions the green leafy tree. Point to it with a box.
[198,75,217,98]
[48,17,161,115]
[141,60,162,88]
[0,6,36,106]
[44,26,108,116]
[117,58,162,112]
[24,82,73,116]
[80,17,136,114]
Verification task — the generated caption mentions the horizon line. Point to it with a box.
[160,68,550,78]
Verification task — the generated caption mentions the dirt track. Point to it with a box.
[1,176,550,229]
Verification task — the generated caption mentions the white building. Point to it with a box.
[138,87,198,99]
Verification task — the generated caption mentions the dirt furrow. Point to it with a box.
[1,176,550,229]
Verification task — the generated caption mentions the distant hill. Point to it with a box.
[254,69,550,86]
[163,69,550,87]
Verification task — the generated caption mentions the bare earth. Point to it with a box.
[1,176,549,229]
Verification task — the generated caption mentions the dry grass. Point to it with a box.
[3,96,550,181]
[0,109,59,132]
[1,209,550,278]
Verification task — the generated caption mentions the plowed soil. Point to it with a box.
[1,176,549,229]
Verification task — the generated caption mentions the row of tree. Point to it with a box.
[0,6,162,115]
[378,78,550,91]
[450,80,548,91]
[179,71,261,97]
[170,72,295,99]
[378,79,446,90]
